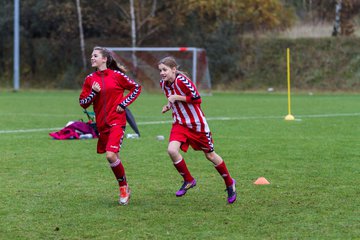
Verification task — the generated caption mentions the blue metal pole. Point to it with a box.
[14,0,20,91]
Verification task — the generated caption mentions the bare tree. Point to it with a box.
[129,0,137,71]
[113,0,160,45]
[112,0,160,75]
[76,0,86,70]
[332,0,342,36]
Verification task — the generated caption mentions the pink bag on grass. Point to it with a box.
[49,121,98,140]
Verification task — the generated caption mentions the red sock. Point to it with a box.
[174,159,194,182]
[215,161,233,187]
[110,159,127,187]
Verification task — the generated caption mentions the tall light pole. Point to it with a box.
[13,0,20,91]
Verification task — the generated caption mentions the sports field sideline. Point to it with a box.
[1,112,359,135]
[1,90,359,239]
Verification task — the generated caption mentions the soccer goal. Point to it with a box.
[106,47,212,93]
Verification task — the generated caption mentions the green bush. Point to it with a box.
[225,37,360,91]
[2,37,360,91]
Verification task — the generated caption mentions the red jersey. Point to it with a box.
[160,73,210,133]
[79,69,141,132]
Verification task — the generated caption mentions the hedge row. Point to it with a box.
[2,37,360,91]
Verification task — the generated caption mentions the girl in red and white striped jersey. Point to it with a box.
[79,46,141,205]
[158,56,236,204]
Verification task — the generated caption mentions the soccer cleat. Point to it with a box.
[119,185,131,205]
[226,178,237,204]
[176,179,197,197]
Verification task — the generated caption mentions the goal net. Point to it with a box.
[106,47,212,93]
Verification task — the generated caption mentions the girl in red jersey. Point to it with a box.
[158,56,236,204]
[79,46,141,205]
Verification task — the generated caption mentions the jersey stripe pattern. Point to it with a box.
[115,70,141,108]
[161,73,210,133]
[79,90,96,105]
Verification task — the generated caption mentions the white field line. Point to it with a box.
[0,113,80,118]
[0,113,359,134]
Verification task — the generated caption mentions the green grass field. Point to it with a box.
[1,90,359,239]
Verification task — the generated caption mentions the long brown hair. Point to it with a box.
[93,46,127,73]
[158,56,189,77]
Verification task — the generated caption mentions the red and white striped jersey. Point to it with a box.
[160,73,210,133]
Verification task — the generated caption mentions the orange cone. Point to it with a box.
[254,177,270,185]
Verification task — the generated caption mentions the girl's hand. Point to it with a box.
[116,105,125,113]
[168,95,177,103]
[92,82,101,92]
[168,94,186,103]
[162,104,171,113]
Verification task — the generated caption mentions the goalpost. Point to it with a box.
[106,47,212,93]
